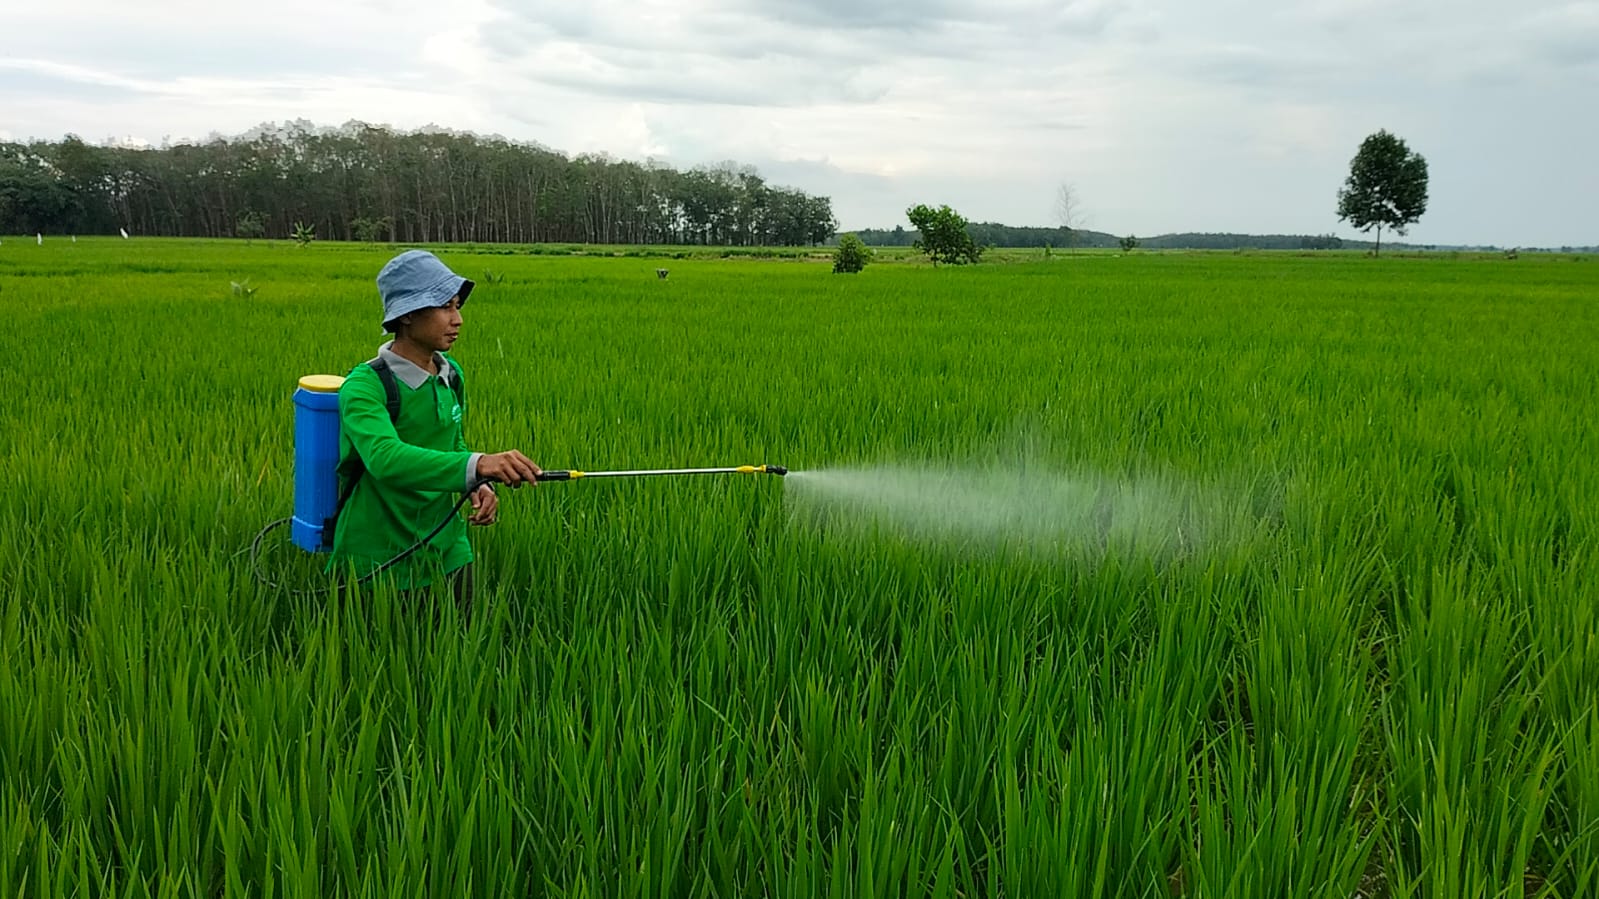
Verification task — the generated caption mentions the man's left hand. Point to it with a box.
[468,483,498,526]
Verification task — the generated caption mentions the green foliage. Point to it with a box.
[857,222,1116,250]
[0,154,80,233]
[1120,235,1140,253]
[906,203,983,266]
[3,240,1599,897]
[1337,129,1430,256]
[350,215,391,243]
[832,233,870,273]
[0,124,836,246]
[234,210,266,243]
[292,221,316,247]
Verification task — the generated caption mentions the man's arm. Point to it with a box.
[340,369,474,493]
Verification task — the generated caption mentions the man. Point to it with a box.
[329,249,542,610]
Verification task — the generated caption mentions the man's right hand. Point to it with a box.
[477,450,542,487]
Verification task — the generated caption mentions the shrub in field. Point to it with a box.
[833,233,870,273]
[234,210,266,244]
[292,221,316,247]
[350,216,391,242]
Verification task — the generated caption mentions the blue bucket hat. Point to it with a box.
[377,250,474,332]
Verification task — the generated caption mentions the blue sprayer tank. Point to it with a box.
[291,374,347,552]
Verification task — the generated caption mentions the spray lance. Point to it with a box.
[249,374,786,594]
[533,464,788,481]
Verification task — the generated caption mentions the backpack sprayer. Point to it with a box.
[249,373,787,594]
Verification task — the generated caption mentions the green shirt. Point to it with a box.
[328,343,484,587]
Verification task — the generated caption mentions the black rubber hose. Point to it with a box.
[249,477,495,597]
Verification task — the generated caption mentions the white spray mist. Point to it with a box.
[783,463,1260,562]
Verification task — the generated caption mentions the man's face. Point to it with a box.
[403,296,463,351]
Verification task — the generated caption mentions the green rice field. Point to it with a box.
[2,238,1596,897]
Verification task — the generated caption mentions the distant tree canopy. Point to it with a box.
[0,121,838,246]
[853,222,1097,249]
[851,225,1350,252]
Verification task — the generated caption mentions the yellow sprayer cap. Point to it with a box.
[298,374,346,393]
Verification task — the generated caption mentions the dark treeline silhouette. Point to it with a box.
[1136,232,1348,250]
[0,120,838,246]
[854,223,1118,249]
[853,224,1360,251]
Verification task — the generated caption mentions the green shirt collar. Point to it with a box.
[377,341,456,390]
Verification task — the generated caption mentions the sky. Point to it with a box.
[2,0,1595,246]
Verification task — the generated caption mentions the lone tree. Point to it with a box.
[907,203,983,266]
[1336,130,1428,256]
[1054,183,1084,253]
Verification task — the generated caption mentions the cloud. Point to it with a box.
[1,0,1594,245]
[445,0,1130,181]
[0,60,147,100]
[747,0,1131,41]
[469,5,892,110]
[464,0,1155,113]
[1517,3,1599,67]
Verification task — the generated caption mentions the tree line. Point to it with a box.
[863,130,1435,257]
[0,120,838,246]
[850,224,1358,251]
[853,222,1118,249]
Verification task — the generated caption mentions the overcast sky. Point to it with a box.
[3,0,1595,246]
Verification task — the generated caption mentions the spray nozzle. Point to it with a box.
[733,464,788,476]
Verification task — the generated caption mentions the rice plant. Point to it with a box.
[1,239,1595,897]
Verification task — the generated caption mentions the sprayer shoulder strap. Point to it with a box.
[367,356,403,424]
[322,357,399,550]
[367,356,465,423]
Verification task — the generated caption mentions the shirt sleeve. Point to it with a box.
[340,368,474,493]
[448,358,484,491]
